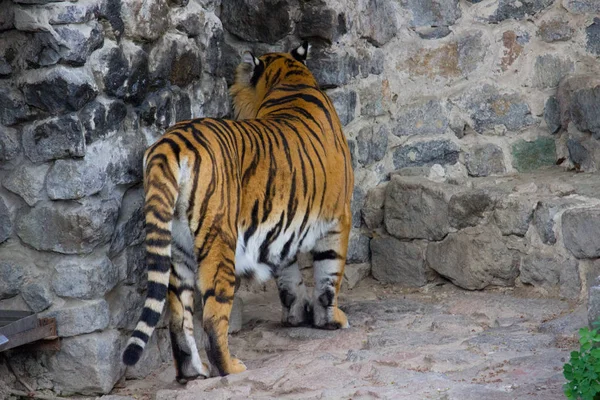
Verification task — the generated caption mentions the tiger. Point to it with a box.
[122,42,354,383]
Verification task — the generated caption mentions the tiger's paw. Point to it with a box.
[176,362,210,384]
[229,358,247,374]
[313,306,349,330]
[282,300,313,327]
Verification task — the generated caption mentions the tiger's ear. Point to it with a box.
[291,41,309,64]
[242,51,261,70]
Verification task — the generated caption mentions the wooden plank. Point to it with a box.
[0,314,38,335]
[0,318,57,353]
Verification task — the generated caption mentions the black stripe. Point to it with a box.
[132,330,149,343]
[147,281,168,300]
[140,307,161,327]
[313,250,342,261]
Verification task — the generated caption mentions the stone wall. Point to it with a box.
[0,0,599,394]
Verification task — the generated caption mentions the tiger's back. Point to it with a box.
[123,42,354,382]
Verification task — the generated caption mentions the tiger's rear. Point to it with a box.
[123,42,354,382]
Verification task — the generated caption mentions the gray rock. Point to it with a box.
[120,0,168,41]
[0,84,29,126]
[359,0,399,47]
[511,138,556,172]
[369,49,385,75]
[80,98,127,144]
[343,263,371,289]
[544,96,561,134]
[21,282,53,312]
[385,176,460,241]
[371,235,428,286]
[520,251,580,298]
[139,86,191,129]
[47,157,107,200]
[35,22,104,66]
[0,260,24,299]
[493,197,535,236]
[448,189,496,230]
[426,225,519,290]
[346,230,371,264]
[298,5,339,43]
[537,19,574,42]
[148,33,202,88]
[352,185,366,228]
[532,55,574,89]
[197,77,230,118]
[20,66,97,113]
[589,285,600,327]
[414,26,451,39]
[357,125,388,165]
[403,0,461,28]
[491,0,554,22]
[453,84,535,134]
[557,75,600,138]
[533,198,584,245]
[107,285,144,330]
[0,127,19,161]
[562,207,600,259]
[109,186,144,257]
[13,1,101,27]
[23,114,86,162]
[0,196,11,244]
[539,305,587,335]
[221,0,292,44]
[362,185,386,230]
[465,144,506,177]
[112,243,145,286]
[567,137,588,167]
[563,0,600,13]
[392,99,448,137]
[307,50,359,88]
[48,329,124,395]
[16,198,119,255]
[0,0,14,31]
[52,256,119,299]
[587,18,600,55]
[327,89,357,126]
[42,299,110,338]
[3,163,50,206]
[392,139,460,170]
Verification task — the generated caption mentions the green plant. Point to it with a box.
[564,321,600,400]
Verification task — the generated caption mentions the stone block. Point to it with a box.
[402,0,461,28]
[148,33,201,88]
[426,225,518,290]
[307,50,359,88]
[52,256,119,299]
[493,197,535,236]
[589,285,600,327]
[298,5,339,43]
[0,260,24,299]
[48,329,124,395]
[537,19,574,42]
[112,243,145,286]
[392,99,448,137]
[16,198,119,255]
[544,96,561,134]
[563,0,600,13]
[20,66,97,114]
[21,282,53,312]
[221,0,292,44]
[465,144,506,177]
[109,186,144,257]
[0,127,19,161]
[13,0,101,28]
[392,139,460,170]
[371,235,428,286]
[346,230,371,264]
[356,125,388,165]
[361,185,386,230]
[587,18,600,55]
[385,176,460,241]
[0,195,11,244]
[520,251,580,299]
[359,0,399,47]
[79,98,127,144]
[351,185,366,228]
[139,86,192,129]
[557,75,600,138]
[0,84,29,126]
[533,198,584,245]
[327,89,357,126]
[511,138,556,172]
[452,84,535,134]
[46,156,107,200]
[532,55,574,89]
[500,30,524,71]
[23,114,85,162]
[448,189,496,230]
[108,285,144,330]
[42,299,110,337]
[490,0,553,22]
[562,208,600,259]
[35,22,104,66]
[120,0,168,41]
[343,263,371,289]
[3,163,49,206]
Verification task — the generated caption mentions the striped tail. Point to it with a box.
[123,149,179,366]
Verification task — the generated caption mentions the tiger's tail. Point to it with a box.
[123,147,180,366]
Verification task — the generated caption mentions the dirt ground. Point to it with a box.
[111,278,583,399]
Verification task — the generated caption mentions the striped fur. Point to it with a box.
[122,42,354,381]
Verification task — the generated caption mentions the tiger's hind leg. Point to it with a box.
[311,221,351,330]
[168,222,209,383]
[276,260,312,327]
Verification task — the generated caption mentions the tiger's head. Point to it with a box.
[230,42,316,120]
